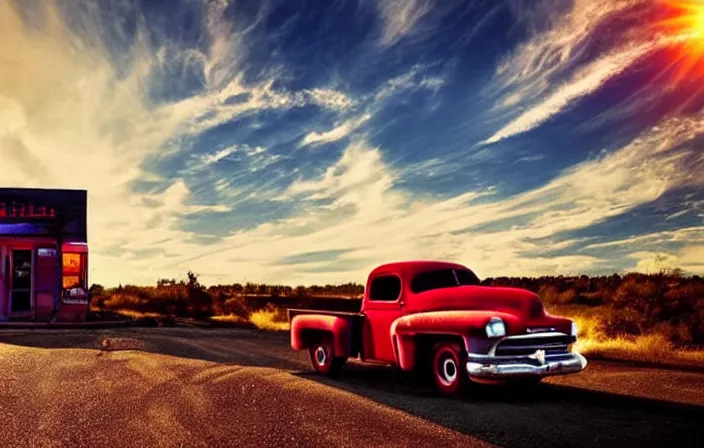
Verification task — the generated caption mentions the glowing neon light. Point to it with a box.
[0,201,57,219]
[0,223,53,235]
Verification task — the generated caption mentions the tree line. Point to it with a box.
[89,269,704,343]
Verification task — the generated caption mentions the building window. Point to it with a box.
[369,275,401,301]
[62,253,86,290]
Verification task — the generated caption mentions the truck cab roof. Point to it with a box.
[369,260,472,278]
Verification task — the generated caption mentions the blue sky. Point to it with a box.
[1,0,703,286]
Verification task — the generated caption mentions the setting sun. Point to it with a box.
[659,0,704,44]
[655,0,704,81]
[693,3,704,35]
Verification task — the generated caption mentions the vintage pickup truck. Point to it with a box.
[288,261,587,396]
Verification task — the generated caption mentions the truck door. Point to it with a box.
[363,274,404,363]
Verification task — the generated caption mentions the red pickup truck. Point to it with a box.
[289,261,587,396]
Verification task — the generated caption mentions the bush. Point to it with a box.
[599,307,645,338]
[222,297,249,318]
[92,269,704,346]
[249,309,290,331]
[537,285,577,305]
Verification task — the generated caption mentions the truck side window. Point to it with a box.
[411,269,457,293]
[455,269,481,286]
[369,275,401,301]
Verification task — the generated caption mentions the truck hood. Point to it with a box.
[405,285,571,333]
[407,285,540,315]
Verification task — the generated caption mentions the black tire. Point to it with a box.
[308,337,347,377]
[432,342,470,397]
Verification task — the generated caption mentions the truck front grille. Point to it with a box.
[493,333,574,357]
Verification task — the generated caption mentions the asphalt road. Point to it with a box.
[0,327,701,448]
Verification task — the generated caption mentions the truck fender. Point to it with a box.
[390,311,519,371]
[390,331,418,371]
[290,314,353,358]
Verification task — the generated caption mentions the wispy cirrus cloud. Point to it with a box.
[481,0,697,144]
[0,0,457,285]
[302,114,372,146]
[372,64,445,101]
[496,0,641,92]
[584,227,704,251]
[156,109,704,285]
[0,0,348,281]
[515,154,545,163]
[199,146,240,166]
[4,0,703,287]
[375,0,433,48]
[172,77,357,139]
[484,41,658,144]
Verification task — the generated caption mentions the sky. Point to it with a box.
[1,0,703,287]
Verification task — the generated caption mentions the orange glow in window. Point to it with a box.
[62,253,85,289]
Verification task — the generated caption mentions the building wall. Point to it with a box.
[0,246,6,319]
[0,238,88,322]
[0,189,88,322]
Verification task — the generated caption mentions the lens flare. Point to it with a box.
[656,0,704,81]
[659,0,704,39]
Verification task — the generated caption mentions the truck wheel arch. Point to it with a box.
[390,326,468,371]
[414,334,468,371]
[290,314,353,358]
[391,311,498,372]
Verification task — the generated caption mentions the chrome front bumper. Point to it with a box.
[466,352,588,378]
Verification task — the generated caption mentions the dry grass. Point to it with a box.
[248,310,290,331]
[112,309,164,320]
[209,314,249,324]
[555,306,704,369]
[575,333,704,368]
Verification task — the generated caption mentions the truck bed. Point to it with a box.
[287,308,364,320]
[287,308,366,358]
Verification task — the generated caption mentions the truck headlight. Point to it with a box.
[571,321,578,337]
[485,317,506,338]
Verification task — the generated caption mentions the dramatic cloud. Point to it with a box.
[483,0,701,144]
[628,246,704,274]
[153,112,704,284]
[484,41,657,144]
[3,0,703,285]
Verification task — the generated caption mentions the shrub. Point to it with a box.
[92,270,704,347]
[249,309,290,331]
[599,306,646,337]
[222,297,250,318]
[538,285,577,305]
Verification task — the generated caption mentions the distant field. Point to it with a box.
[89,270,704,369]
[550,304,704,369]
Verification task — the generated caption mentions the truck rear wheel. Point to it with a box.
[432,342,469,397]
[308,338,347,377]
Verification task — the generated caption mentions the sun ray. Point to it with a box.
[654,0,704,82]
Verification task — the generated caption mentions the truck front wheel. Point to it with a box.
[432,342,469,397]
[308,338,347,376]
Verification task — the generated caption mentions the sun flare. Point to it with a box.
[656,0,704,81]
[658,1,704,40]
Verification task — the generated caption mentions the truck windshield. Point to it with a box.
[411,269,481,294]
